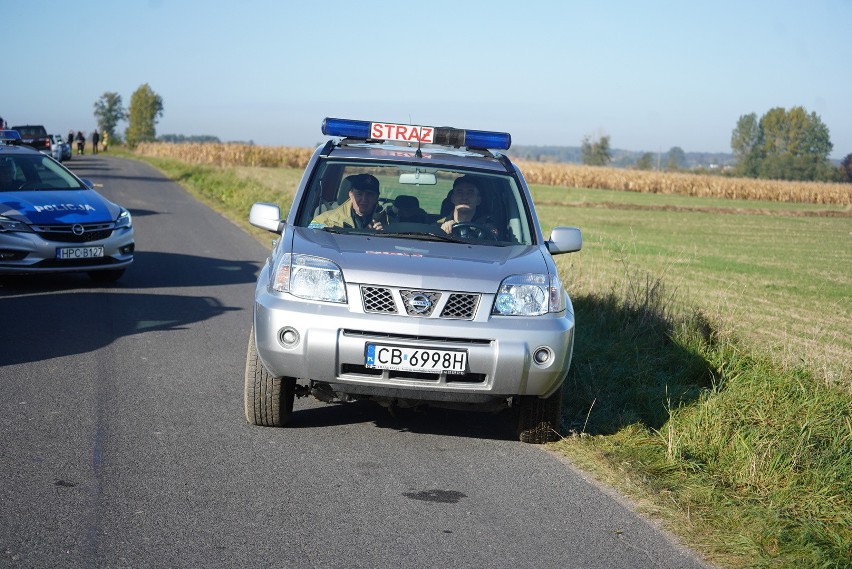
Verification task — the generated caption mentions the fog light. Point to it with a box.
[0,250,27,260]
[278,327,300,348]
[533,347,551,365]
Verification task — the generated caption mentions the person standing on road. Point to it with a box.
[102,130,109,152]
[92,129,100,154]
[75,131,85,155]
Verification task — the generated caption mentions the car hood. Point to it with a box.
[289,227,551,293]
[0,189,121,224]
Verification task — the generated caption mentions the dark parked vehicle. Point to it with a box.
[11,125,51,154]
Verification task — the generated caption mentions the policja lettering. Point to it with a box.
[33,204,97,213]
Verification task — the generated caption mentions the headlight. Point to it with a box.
[114,208,132,229]
[271,253,346,303]
[492,273,564,316]
[0,216,33,233]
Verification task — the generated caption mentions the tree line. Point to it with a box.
[731,106,846,182]
[534,106,850,183]
[93,84,163,148]
[92,91,851,183]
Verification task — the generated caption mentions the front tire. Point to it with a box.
[244,326,295,427]
[516,383,564,444]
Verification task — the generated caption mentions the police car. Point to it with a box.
[246,118,582,443]
[0,129,23,146]
[0,144,134,281]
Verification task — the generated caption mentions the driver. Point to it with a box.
[438,176,498,237]
[0,159,17,189]
[311,173,384,230]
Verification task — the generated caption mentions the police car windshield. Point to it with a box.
[0,154,84,192]
[302,161,533,246]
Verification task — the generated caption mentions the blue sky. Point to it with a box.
[5,1,850,159]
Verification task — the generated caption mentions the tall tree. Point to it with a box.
[840,153,852,183]
[93,92,126,138]
[730,113,763,177]
[125,84,164,148]
[634,152,654,170]
[731,107,834,181]
[665,146,686,171]
[581,134,611,166]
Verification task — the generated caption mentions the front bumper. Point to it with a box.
[253,273,575,404]
[0,228,135,274]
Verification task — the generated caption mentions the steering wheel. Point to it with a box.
[451,222,498,241]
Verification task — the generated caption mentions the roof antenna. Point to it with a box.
[411,116,423,158]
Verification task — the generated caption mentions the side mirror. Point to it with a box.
[546,226,582,255]
[249,202,284,233]
[80,178,94,189]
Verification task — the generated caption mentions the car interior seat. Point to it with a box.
[386,195,428,224]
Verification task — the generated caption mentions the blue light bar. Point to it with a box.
[322,117,371,139]
[461,129,511,151]
[321,118,511,150]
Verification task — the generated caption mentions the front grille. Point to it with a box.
[31,223,114,243]
[400,290,441,317]
[34,257,121,268]
[361,286,481,320]
[343,329,491,345]
[363,286,397,314]
[441,294,479,319]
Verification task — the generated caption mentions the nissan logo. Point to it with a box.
[407,293,432,314]
[72,224,85,236]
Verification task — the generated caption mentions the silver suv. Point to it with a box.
[246,118,582,443]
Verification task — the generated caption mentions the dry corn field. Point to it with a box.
[133,143,852,205]
[515,161,852,205]
[134,142,314,169]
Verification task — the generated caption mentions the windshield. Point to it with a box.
[297,160,534,246]
[0,154,85,192]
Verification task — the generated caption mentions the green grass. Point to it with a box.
[553,268,851,567]
[538,187,852,388]
[119,152,851,568]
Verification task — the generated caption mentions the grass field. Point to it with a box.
[123,150,851,569]
[535,184,852,388]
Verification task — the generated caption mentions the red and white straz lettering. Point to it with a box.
[370,122,434,143]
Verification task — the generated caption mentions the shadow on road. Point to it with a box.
[0,289,240,366]
[0,250,261,292]
[280,398,517,442]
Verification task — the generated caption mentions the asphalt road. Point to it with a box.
[0,155,709,568]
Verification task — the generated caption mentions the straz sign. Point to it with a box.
[370,122,434,144]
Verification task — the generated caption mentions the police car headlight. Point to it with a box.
[492,274,564,316]
[271,253,347,303]
[114,208,132,229]
[0,216,33,233]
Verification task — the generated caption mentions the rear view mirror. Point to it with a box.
[399,172,436,185]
